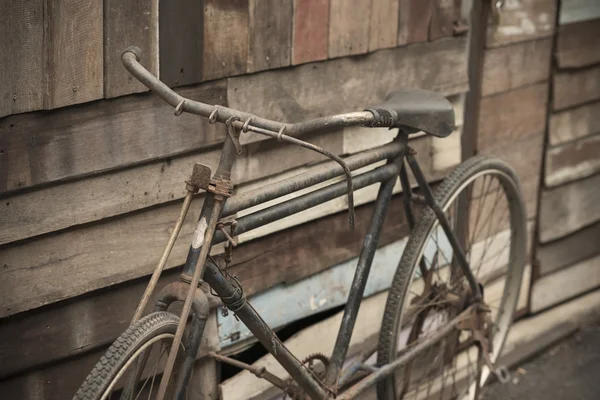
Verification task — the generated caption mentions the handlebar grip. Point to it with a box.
[122,46,143,62]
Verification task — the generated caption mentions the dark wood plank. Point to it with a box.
[486,0,557,48]
[539,172,600,242]
[328,0,371,58]
[229,38,469,137]
[537,221,600,276]
[159,0,204,87]
[202,0,249,81]
[0,130,343,317]
[398,0,434,45]
[0,0,44,118]
[292,0,329,65]
[482,38,552,96]
[553,65,600,111]
[104,0,158,98]
[0,80,227,194]
[247,0,292,73]
[369,0,400,51]
[549,100,600,146]
[44,0,103,109]
[545,133,600,187]
[478,83,549,150]
[556,18,600,68]
[430,0,462,41]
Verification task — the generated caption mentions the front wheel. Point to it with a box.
[73,311,187,400]
[377,156,527,400]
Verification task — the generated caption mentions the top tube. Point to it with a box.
[121,46,375,137]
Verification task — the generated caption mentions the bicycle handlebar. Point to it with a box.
[121,46,375,137]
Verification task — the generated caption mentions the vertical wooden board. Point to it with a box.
[538,221,600,276]
[202,0,249,81]
[430,0,462,41]
[0,0,44,118]
[545,133,600,187]
[478,83,548,150]
[104,0,158,98]
[159,0,204,88]
[560,0,600,25]
[369,0,400,51]
[398,0,434,45]
[292,0,329,65]
[481,38,552,96]
[553,65,600,111]
[0,80,227,194]
[44,0,103,109]
[328,0,371,58]
[247,0,292,73]
[539,172,600,242]
[549,100,600,146]
[486,0,556,48]
[556,18,600,69]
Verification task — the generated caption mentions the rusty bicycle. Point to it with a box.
[73,46,526,400]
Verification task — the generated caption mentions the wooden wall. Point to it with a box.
[0,1,470,398]
[531,2,600,313]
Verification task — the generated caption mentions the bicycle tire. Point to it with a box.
[73,311,182,400]
[376,156,527,399]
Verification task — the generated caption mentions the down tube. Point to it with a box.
[324,170,398,387]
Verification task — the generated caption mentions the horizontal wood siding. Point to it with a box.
[548,100,600,146]
[545,133,600,187]
[553,65,600,110]
[555,18,600,68]
[486,0,556,47]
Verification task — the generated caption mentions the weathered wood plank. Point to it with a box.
[158,0,204,87]
[229,38,469,144]
[202,0,249,81]
[556,18,600,68]
[486,0,556,48]
[478,83,548,150]
[549,100,600,146]
[545,133,600,187]
[0,80,226,194]
[328,0,371,58]
[553,65,600,111]
[369,0,400,51]
[531,254,600,313]
[0,313,219,400]
[0,0,44,118]
[0,189,411,376]
[560,0,600,25]
[481,38,552,96]
[537,221,600,276]
[478,132,544,219]
[398,0,434,45]
[0,131,344,317]
[539,172,600,242]
[247,0,292,73]
[291,0,329,65]
[104,0,158,98]
[44,0,103,109]
[430,0,462,41]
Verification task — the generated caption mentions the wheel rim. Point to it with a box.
[390,168,526,399]
[100,333,183,400]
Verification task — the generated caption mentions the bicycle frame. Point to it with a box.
[120,48,482,400]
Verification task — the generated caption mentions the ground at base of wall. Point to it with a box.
[484,317,600,400]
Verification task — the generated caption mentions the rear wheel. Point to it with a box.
[73,312,187,400]
[377,156,527,399]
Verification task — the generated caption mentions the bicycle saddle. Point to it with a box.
[365,88,455,138]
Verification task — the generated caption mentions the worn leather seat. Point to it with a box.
[366,88,455,138]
